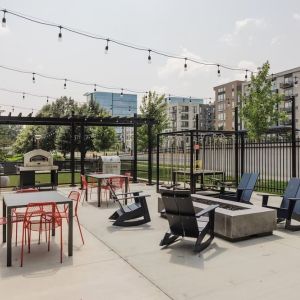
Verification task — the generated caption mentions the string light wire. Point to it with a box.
[0,8,254,74]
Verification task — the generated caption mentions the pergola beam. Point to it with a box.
[0,115,155,126]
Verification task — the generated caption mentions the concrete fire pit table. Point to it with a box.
[192,194,277,241]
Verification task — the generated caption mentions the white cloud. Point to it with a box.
[233,60,258,80]
[158,48,210,80]
[235,18,265,33]
[220,18,266,45]
[293,13,300,20]
[271,36,280,45]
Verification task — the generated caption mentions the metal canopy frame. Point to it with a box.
[0,114,156,186]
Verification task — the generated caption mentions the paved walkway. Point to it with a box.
[1,184,300,299]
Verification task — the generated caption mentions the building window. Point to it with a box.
[181,121,189,128]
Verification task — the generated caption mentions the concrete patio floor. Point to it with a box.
[1,184,300,300]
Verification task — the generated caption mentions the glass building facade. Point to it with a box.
[85,91,137,150]
[86,91,137,117]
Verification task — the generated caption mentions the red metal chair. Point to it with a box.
[20,202,63,267]
[58,191,84,244]
[13,188,39,246]
[80,175,89,202]
[109,177,126,204]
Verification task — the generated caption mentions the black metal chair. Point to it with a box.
[108,189,151,227]
[261,178,300,230]
[219,173,259,203]
[160,196,218,252]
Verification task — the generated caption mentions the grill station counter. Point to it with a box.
[18,149,58,190]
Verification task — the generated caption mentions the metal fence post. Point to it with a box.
[156,133,160,192]
[291,96,296,177]
[70,114,76,187]
[234,106,239,186]
[190,131,195,194]
[80,123,85,189]
[133,113,138,183]
[147,123,153,185]
[240,132,245,175]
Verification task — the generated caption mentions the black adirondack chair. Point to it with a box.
[160,196,218,252]
[219,173,259,203]
[262,177,300,230]
[108,189,151,227]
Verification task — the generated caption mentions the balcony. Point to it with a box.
[280,82,294,89]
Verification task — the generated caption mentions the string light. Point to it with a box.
[128,106,131,112]
[58,25,62,41]
[64,79,67,89]
[184,58,188,71]
[245,70,248,81]
[217,65,221,77]
[105,39,109,54]
[189,96,192,103]
[0,63,147,95]
[0,8,254,75]
[148,50,152,64]
[46,96,49,103]
[22,92,25,100]
[12,106,14,112]
[94,84,97,92]
[32,72,36,83]
[120,88,124,97]
[1,9,6,28]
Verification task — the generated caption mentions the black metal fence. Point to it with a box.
[157,129,300,194]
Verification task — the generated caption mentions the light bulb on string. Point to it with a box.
[128,106,131,112]
[64,79,67,89]
[148,50,152,64]
[145,92,148,100]
[46,96,49,103]
[168,94,171,101]
[12,106,14,112]
[217,65,221,77]
[245,70,248,81]
[32,73,36,83]
[22,92,25,100]
[189,96,192,103]
[58,26,62,41]
[105,39,109,54]
[94,84,97,92]
[2,9,6,28]
[184,58,188,71]
[120,88,124,97]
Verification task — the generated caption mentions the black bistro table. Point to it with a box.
[86,173,129,207]
[172,169,225,192]
[2,191,73,267]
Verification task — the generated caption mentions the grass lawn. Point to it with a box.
[3,172,81,188]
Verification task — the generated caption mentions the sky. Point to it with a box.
[0,0,300,115]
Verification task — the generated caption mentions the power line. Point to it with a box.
[0,7,254,78]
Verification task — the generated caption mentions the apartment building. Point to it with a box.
[242,66,300,129]
[213,80,243,130]
[165,97,215,132]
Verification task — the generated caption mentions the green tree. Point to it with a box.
[138,91,169,151]
[13,125,36,154]
[92,126,117,152]
[0,125,21,159]
[240,62,286,139]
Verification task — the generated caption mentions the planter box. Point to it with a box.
[192,194,277,241]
